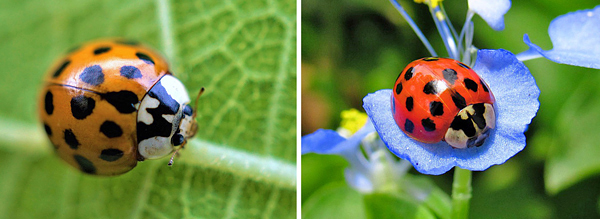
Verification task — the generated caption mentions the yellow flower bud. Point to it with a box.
[339,109,368,135]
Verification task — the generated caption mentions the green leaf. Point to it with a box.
[302,182,366,219]
[301,153,349,202]
[301,175,450,219]
[403,175,452,219]
[0,0,296,218]
[363,193,436,219]
[471,164,552,219]
[545,73,600,194]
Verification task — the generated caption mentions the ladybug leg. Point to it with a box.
[167,146,182,166]
[168,139,188,166]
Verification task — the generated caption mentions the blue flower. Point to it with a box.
[305,0,593,179]
[363,49,540,175]
[301,120,374,156]
[302,111,412,192]
[468,0,511,30]
[302,120,378,192]
[522,5,600,69]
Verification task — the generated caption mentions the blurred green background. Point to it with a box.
[0,0,296,218]
[302,0,600,218]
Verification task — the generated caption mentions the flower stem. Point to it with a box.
[458,11,475,61]
[516,48,544,62]
[429,4,459,59]
[451,167,472,219]
[389,0,438,57]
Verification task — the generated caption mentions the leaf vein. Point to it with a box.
[262,13,294,155]
[223,178,245,219]
[131,161,160,219]
[156,0,178,68]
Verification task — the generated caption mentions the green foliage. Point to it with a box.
[0,0,296,218]
[470,162,552,219]
[302,149,451,219]
[301,173,451,219]
[545,73,600,194]
[363,193,435,219]
[302,182,366,219]
[302,0,600,218]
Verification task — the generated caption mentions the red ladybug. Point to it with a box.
[392,57,496,149]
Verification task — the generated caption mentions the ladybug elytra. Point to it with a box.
[392,57,496,149]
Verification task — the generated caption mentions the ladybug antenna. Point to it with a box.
[193,87,205,118]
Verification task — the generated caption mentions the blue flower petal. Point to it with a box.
[363,49,539,175]
[468,0,511,31]
[301,120,376,155]
[301,129,346,155]
[523,5,600,69]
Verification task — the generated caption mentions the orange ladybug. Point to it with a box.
[39,40,199,175]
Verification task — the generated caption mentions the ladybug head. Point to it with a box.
[444,103,496,149]
[167,87,204,165]
[137,75,200,162]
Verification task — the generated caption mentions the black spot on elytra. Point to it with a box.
[423,81,437,95]
[422,57,439,61]
[395,83,403,95]
[171,133,185,146]
[405,97,414,111]
[43,123,52,136]
[451,92,467,109]
[429,101,444,116]
[99,149,124,162]
[44,91,54,115]
[93,46,111,55]
[137,79,180,142]
[404,67,414,81]
[79,65,104,86]
[183,105,193,116]
[464,78,478,92]
[480,79,490,92]
[53,60,71,78]
[471,103,487,129]
[102,91,138,114]
[457,62,471,69]
[443,68,458,84]
[73,155,96,174]
[450,113,476,137]
[422,118,436,132]
[120,65,142,79]
[404,119,414,133]
[136,52,155,65]
[64,129,79,149]
[71,95,95,120]
[100,121,123,138]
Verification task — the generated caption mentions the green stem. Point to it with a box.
[451,167,472,219]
